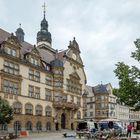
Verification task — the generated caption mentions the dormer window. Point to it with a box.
[30,57,39,66]
[4,47,17,57]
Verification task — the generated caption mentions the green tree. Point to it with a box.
[114,39,140,107]
[0,98,13,125]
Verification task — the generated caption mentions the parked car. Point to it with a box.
[98,119,123,131]
[76,120,98,139]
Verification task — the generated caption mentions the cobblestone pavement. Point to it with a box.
[18,131,140,140]
[20,131,77,140]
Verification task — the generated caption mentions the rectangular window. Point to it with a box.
[9,82,13,94]
[4,47,17,57]
[4,80,8,93]
[29,69,40,82]
[90,104,93,109]
[29,85,34,97]
[96,96,101,101]
[101,96,104,101]
[34,71,40,82]
[35,87,40,99]
[3,80,19,94]
[101,103,104,109]
[4,60,19,75]
[13,83,18,94]
[12,49,16,56]
[90,112,93,116]
[29,69,34,80]
[45,89,52,101]
[97,103,101,109]
[45,75,52,86]
[30,57,39,66]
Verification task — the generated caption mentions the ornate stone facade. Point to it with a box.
[0,7,87,132]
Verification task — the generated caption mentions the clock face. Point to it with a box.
[72,53,76,60]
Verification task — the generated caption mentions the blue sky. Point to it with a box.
[0,0,140,88]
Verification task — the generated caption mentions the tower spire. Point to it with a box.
[42,2,47,18]
[37,2,52,46]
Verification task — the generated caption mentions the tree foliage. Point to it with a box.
[114,39,140,107]
[0,98,13,124]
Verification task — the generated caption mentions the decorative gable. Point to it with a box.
[6,33,22,48]
[24,46,45,67]
[1,33,21,58]
[66,49,83,65]
[63,38,83,66]
[68,37,80,53]
[30,46,40,57]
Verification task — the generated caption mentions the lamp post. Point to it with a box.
[15,121,18,138]
[37,116,40,133]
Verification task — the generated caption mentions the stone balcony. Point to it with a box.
[53,101,79,110]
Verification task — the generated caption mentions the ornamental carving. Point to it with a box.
[53,101,79,110]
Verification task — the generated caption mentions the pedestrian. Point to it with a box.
[100,123,104,131]
[127,123,133,138]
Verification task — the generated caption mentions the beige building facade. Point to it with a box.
[85,83,117,122]
[0,8,86,132]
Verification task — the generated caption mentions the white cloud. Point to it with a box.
[1,0,140,88]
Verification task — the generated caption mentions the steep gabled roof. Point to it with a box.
[86,85,94,97]
[93,84,108,94]
[0,28,57,64]
[0,28,11,43]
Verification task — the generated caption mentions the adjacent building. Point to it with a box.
[85,83,140,133]
[116,103,129,127]
[85,85,95,121]
[86,83,116,122]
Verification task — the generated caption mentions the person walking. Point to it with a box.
[127,123,133,138]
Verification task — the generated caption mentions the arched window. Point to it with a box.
[25,103,33,115]
[36,121,42,131]
[77,111,81,119]
[45,106,52,117]
[25,121,32,131]
[13,102,22,114]
[46,122,51,130]
[13,121,21,131]
[35,105,43,116]
[0,123,7,131]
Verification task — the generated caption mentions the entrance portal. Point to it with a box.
[61,113,66,129]
[71,123,74,130]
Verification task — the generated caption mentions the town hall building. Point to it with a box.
[0,5,87,132]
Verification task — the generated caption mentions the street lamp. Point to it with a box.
[15,121,18,138]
